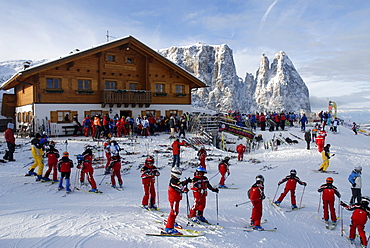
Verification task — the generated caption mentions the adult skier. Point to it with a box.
[317,177,341,226]
[274,169,307,209]
[78,148,99,193]
[248,175,265,230]
[164,167,191,235]
[341,198,370,247]
[42,141,60,182]
[82,115,91,137]
[236,143,246,161]
[300,113,308,131]
[57,152,74,192]
[178,116,187,138]
[348,166,362,205]
[316,129,327,152]
[352,122,358,135]
[26,133,44,180]
[304,129,311,150]
[140,156,160,210]
[218,157,231,188]
[188,166,219,223]
[3,122,16,162]
[171,139,185,168]
[318,144,332,172]
[72,114,82,137]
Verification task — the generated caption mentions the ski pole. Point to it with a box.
[99,174,107,186]
[216,193,219,225]
[299,185,306,208]
[235,200,251,207]
[208,172,220,181]
[156,176,160,209]
[186,189,190,217]
[272,184,280,202]
[340,198,344,236]
[317,192,322,216]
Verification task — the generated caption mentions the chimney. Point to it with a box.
[23,61,32,70]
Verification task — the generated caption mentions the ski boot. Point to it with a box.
[253,226,264,231]
[218,185,227,188]
[190,217,200,224]
[197,216,209,223]
[25,170,37,176]
[89,188,99,193]
[164,228,182,235]
[35,175,43,181]
[150,204,159,210]
[66,179,71,192]
[291,204,298,209]
[141,205,149,210]
[274,201,281,206]
[111,185,116,188]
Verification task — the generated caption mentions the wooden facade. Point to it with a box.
[0,36,206,133]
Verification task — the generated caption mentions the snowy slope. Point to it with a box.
[0,124,369,248]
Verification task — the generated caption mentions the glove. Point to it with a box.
[186,177,192,183]
[183,188,189,193]
[213,188,219,193]
[278,182,281,186]
[104,169,111,175]
[227,172,230,176]
[303,182,307,186]
[352,183,356,187]
[340,201,346,207]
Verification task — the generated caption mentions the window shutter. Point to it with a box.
[50,111,58,123]
[155,110,161,118]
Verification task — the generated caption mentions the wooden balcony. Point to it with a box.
[101,90,152,108]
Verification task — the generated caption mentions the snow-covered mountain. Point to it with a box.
[160,44,311,113]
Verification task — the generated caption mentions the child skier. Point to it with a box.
[218,156,231,188]
[197,146,207,169]
[164,167,191,235]
[236,143,246,161]
[318,144,332,172]
[188,166,219,223]
[107,154,123,188]
[26,133,44,180]
[317,177,341,227]
[248,175,265,230]
[341,198,370,247]
[140,156,160,210]
[42,141,60,182]
[348,166,362,205]
[274,169,307,209]
[78,148,99,193]
[57,152,74,192]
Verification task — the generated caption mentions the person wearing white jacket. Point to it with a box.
[348,166,362,205]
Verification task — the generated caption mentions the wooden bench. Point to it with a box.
[62,126,83,136]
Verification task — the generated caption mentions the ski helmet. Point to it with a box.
[171,167,182,178]
[255,174,264,183]
[112,155,120,161]
[196,166,207,174]
[146,155,154,164]
[326,177,333,183]
[63,151,69,157]
[223,156,230,162]
[355,166,362,172]
[84,148,93,155]
[290,169,297,175]
[49,141,55,147]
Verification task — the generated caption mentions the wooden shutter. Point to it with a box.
[50,111,58,123]
[155,110,161,118]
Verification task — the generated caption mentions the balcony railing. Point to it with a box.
[101,90,152,104]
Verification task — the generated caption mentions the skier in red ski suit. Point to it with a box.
[103,139,111,169]
[78,148,99,193]
[316,129,327,152]
[140,156,160,209]
[274,169,306,209]
[107,155,123,188]
[236,144,246,161]
[42,141,60,182]
[57,152,74,192]
[341,198,370,247]
[164,167,191,235]
[317,177,341,225]
[188,166,219,223]
[218,156,231,188]
[248,175,265,230]
[197,146,207,169]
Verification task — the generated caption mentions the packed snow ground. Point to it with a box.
[0,124,369,248]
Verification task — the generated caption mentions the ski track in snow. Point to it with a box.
[0,125,368,247]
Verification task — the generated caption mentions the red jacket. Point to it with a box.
[236,144,246,153]
[218,162,230,174]
[168,177,187,202]
[46,148,60,164]
[248,183,264,202]
[278,175,305,190]
[57,157,74,172]
[4,128,15,144]
[140,163,160,184]
[172,140,185,155]
[317,183,341,201]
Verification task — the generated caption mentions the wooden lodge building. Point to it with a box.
[0,36,207,136]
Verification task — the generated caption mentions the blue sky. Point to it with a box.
[1,0,369,109]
